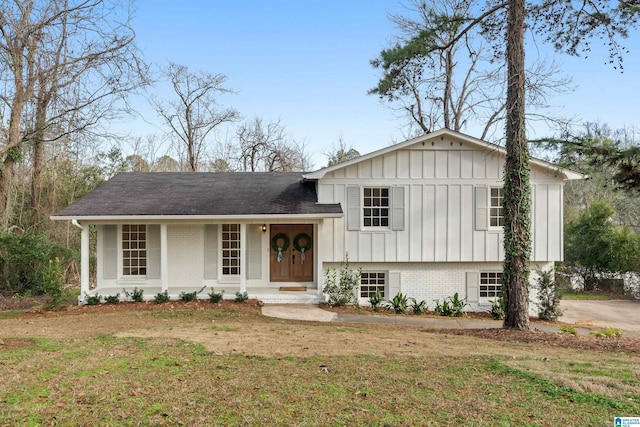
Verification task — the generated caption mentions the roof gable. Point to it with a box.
[304,129,584,181]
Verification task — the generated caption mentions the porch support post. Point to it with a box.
[80,222,90,298]
[240,223,247,293]
[160,224,169,292]
[316,221,324,299]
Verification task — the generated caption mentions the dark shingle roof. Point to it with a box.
[53,172,342,218]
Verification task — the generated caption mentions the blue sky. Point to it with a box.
[123,0,640,169]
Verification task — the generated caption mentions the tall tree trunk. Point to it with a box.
[30,87,51,226]
[502,0,531,329]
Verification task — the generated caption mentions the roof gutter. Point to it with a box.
[71,219,84,231]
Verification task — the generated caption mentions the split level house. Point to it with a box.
[52,129,583,314]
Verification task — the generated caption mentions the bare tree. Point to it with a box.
[153,62,239,172]
[323,135,361,167]
[370,0,573,141]
[236,117,311,172]
[0,0,148,228]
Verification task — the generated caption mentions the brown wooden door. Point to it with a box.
[270,224,313,282]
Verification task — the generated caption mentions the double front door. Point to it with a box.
[270,224,313,282]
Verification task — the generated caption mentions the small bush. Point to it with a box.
[536,269,562,321]
[85,293,101,305]
[434,292,467,317]
[104,294,120,304]
[590,326,622,338]
[235,291,249,303]
[123,287,144,302]
[368,289,384,311]
[322,255,361,307]
[559,325,577,335]
[208,288,225,303]
[386,292,408,314]
[488,297,505,320]
[42,258,65,309]
[179,286,206,302]
[410,297,427,314]
[154,290,170,304]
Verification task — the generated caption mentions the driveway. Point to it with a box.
[559,299,640,332]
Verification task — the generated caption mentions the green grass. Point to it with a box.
[0,310,26,319]
[559,290,612,300]
[0,334,638,426]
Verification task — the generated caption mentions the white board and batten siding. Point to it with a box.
[317,137,565,265]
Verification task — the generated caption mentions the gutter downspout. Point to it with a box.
[72,219,90,304]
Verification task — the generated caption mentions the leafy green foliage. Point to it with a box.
[42,258,64,309]
[488,297,505,320]
[123,287,144,302]
[590,327,623,338]
[0,230,74,294]
[154,290,169,304]
[322,255,361,307]
[368,289,384,311]
[386,292,409,314]
[84,294,101,306]
[179,286,205,302]
[208,288,224,303]
[104,294,120,304]
[434,292,467,317]
[409,297,427,314]
[559,325,577,335]
[234,291,249,303]
[565,202,640,290]
[536,270,562,321]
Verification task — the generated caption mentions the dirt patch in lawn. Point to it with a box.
[1,301,638,358]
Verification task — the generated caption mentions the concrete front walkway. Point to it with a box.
[261,303,640,337]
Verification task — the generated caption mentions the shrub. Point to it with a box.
[323,255,361,307]
[368,289,384,311]
[42,258,64,309]
[104,294,120,304]
[123,287,144,302]
[434,292,467,317]
[234,291,249,303]
[154,290,170,304]
[410,297,427,314]
[0,230,74,295]
[208,288,225,303]
[85,293,101,305]
[386,292,408,314]
[488,297,505,320]
[536,269,562,321]
[559,325,577,335]
[590,326,622,338]
[179,286,206,302]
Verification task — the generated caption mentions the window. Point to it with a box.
[490,187,504,227]
[363,187,389,227]
[222,224,241,275]
[360,272,386,298]
[480,272,502,300]
[122,224,146,276]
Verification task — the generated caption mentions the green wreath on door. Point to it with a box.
[271,233,290,263]
[293,233,312,265]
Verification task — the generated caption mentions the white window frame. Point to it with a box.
[363,187,390,229]
[221,224,241,277]
[480,271,502,302]
[489,187,504,228]
[120,224,147,278]
[360,271,387,299]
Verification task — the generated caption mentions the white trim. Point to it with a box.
[51,213,342,221]
[160,224,168,292]
[303,128,585,181]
